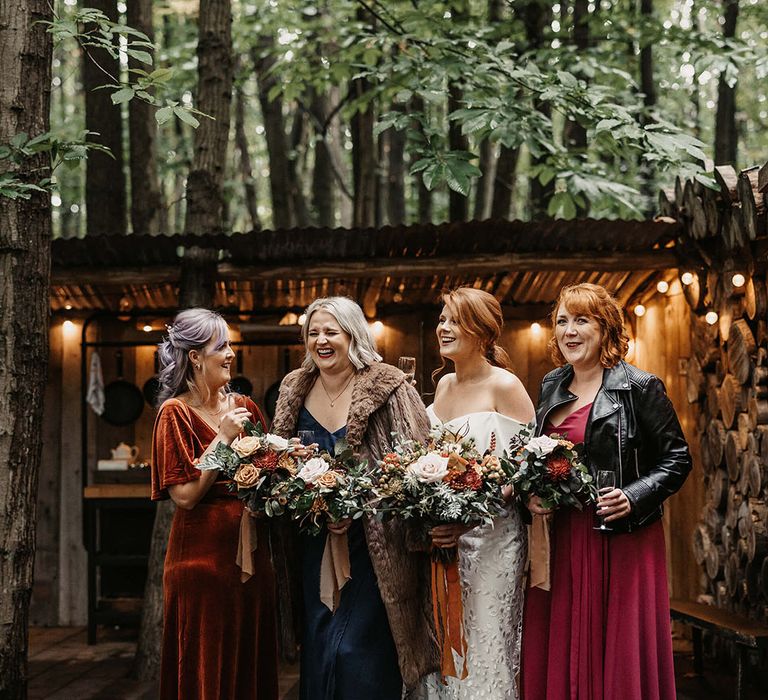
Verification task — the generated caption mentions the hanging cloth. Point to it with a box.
[86,351,105,415]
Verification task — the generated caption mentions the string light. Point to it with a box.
[633,304,646,317]
[681,272,694,286]
[298,314,307,326]
[705,311,718,325]
[656,280,669,294]
[530,322,542,333]
[142,324,152,333]
[732,273,745,288]
[371,320,384,338]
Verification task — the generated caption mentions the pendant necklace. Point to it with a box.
[319,372,355,407]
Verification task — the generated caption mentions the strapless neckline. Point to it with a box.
[427,405,527,428]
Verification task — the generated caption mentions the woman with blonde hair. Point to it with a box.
[415,286,535,700]
[151,308,279,699]
[521,283,691,700]
[270,296,438,700]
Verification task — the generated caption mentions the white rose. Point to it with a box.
[297,456,331,484]
[526,435,559,456]
[407,453,450,484]
[266,433,290,451]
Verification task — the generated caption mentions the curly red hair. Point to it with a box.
[548,283,629,368]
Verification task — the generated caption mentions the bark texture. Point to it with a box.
[127,0,166,235]
[714,0,739,165]
[83,0,126,235]
[0,1,53,696]
[185,0,233,234]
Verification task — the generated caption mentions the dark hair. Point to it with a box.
[157,308,229,404]
[432,287,513,385]
[548,283,629,368]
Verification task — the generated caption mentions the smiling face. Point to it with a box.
[192,331,235,392]
[555,303,603,370]
[306,309,353,375]
[436,303,479,362]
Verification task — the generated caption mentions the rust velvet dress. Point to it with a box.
[151,396,279,700]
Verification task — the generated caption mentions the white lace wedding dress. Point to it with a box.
[411,407,527,700]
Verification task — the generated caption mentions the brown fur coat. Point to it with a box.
[271,362,439,688]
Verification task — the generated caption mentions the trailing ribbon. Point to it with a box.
[431,553,468,682]
[529,513,552,591]
[236,509,259,583]
[319,532,351,612]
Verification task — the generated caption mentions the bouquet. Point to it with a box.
[374,424,511,549]
[277,438,373,535]
[197,420,299,517]
[373,424,512,681]
[503,427,596,510]
[504,426,596,593]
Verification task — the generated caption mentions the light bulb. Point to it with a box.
[656,280,669,294]
[298,314,307,326]
[681,272,694,286]
[634,304,646,317]
[705,311,718,325]
[732,273,745,288]
[371,320,384,338]
[530,322,542,333]
[142,324,152,332]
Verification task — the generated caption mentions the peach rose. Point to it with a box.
[315,470,343,489]
[234,463,261,488]
[231,435,263,458]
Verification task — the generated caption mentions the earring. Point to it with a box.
[195,364,201,371]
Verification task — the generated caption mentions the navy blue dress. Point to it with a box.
[297,406,402,700]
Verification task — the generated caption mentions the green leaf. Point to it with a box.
[111,87,135,105]
[126,49,153,65]
[155,106,174,125]
[173,106,200,128]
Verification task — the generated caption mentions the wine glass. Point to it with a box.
[397,356,416,383]
[297,430,315,446]
[593,470,616,532]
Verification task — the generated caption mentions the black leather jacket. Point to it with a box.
[536,361,692,533]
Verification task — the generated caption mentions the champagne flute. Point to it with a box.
[594,470,616,532]
[397,356,416,383]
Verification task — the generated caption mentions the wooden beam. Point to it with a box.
[362,278,385,318]
[218,250,678,281]
[51,266,180,286]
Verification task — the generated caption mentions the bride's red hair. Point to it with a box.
[431,287,513,385]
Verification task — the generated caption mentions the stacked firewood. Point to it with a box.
[666,162,768,620]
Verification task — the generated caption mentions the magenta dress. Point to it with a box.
[521,403,676,700]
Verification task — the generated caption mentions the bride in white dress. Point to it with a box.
[413,287,534,700]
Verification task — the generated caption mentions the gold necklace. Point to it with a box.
[318,372,355,407]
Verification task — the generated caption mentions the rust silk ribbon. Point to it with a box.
[529,513,552,591]
[431,555,469,682]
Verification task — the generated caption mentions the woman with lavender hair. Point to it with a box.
[151,308,279,700]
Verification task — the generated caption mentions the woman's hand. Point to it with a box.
[288,437,318,459]
[218,406,252,443]
[502,484,515,502]
[527,494,554,516]
[430,523,471,548]
[597,488,632,522]
[327,518,352,535]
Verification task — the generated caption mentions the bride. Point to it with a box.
[414,287,534,700]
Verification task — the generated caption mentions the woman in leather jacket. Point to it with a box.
[520,283,691,700]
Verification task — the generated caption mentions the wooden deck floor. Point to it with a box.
[28,627,299,700]
[27,627,765,699]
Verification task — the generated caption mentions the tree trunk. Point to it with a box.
[523,0,554,217]
[233,61,261,231]
[134,247,217,682]
[185,0,233,234]
[562,0,588,154]
[387,102,407,225]
[83,0,126,235]
[491,145,520,219]
[288,110,311,228]
[448,80,469,222]
[0,2,52,696]
[127,0,166,235]
[350,82,376,228]
[309,91,336,228]
[411,95,432,224]
[714,0,739,165]
[637,0,657,214]
[253,38,293,230]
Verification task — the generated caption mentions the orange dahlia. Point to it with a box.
[546,455,571,481]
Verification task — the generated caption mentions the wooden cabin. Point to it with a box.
[35,162,768,674]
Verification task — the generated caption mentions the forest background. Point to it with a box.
[16,0,768,237]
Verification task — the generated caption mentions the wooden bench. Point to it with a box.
[670,599,768,700]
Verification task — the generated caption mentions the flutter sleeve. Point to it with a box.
[150,399,204,500]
